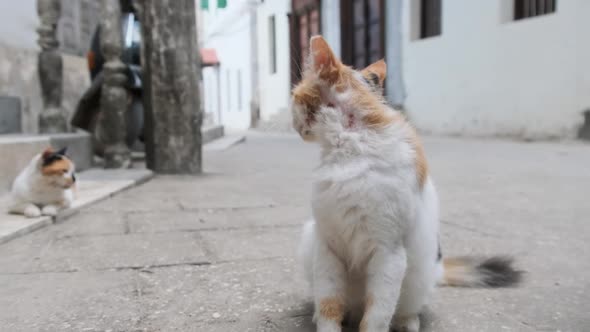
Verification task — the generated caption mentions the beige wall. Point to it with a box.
[0,42,90,134]
[0,0,92,134]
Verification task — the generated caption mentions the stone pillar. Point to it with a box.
[140,0,202,174]
[37,0,67,133]
[96,0,131,168]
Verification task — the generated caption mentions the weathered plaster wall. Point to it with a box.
[0,42,89,133]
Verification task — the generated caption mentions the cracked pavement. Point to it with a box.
[1,133,589,331]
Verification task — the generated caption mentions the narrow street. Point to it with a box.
[1,133,589,332]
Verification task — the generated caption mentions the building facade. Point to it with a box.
[200,0,256,130]
[401,0,590,139]
[283,0,589,140]
[255,0,291,125]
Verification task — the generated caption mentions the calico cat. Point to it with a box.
[292,36,522,332]
[8,147,76,218]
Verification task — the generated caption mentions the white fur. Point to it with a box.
[299,103,441,332]
[8,154,75,218]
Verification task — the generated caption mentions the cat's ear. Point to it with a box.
[361,59,387,87]
[309,35,341,82]
[56,147,68,156]
[42,147,54,160]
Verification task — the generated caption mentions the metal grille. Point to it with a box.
[515,0,557,20]
[340,0,385,68]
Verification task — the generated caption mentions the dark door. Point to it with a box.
[289,0,321,85]
[340,0,385,69]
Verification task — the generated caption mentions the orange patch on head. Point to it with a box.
[41,158,72,176]
[330,71,401,129]
[319,297,345,323]
[363,108,404,128]
[292,79,321,110]
[299,35,401,132]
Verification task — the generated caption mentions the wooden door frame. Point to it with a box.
[289,0,322,86]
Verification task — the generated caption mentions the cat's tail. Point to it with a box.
[440,256,523,288]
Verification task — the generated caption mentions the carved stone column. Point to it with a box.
[96,0,131,168]
[37,0,67,133]
[140,0,202,173]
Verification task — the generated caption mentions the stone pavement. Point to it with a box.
[0,133,589,332]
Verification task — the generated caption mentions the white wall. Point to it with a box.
[201,0,253,130]
[401,0,590,139]
[256,0,291,122]
[0,1,39,50]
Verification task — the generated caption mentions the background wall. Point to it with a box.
[402,0,590,139]
[0,0,93,134]
[201,0,253,130]
[256,0,291,123]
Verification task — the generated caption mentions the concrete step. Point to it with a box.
[202,124,224,144]
[0,168,153,245]
[0,132,92,191]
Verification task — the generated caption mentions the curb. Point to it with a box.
[204,134,247,152]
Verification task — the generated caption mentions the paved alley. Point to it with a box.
[1,133,589,332]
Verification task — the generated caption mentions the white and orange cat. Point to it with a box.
[292,36,521,332]
[8,147,76,218]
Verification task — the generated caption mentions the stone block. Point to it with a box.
[0,135,50,191]
[0,96,21,134]
[202,124,224,144]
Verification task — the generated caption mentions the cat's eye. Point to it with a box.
[61,169,68,174]
[327,102,335,108]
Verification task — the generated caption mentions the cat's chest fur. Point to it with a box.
[311,147,418,269]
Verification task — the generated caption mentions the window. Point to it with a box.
[340,0,385,68]
[420,0,441,39]
[237,70,242,111]
[514,0,556,20]
[269,15,277,74]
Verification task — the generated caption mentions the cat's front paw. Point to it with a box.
[41,205,59,217]
[392,314,420,332]
[24,205,42,218]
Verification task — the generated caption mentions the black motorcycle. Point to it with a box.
[71,5,143,156]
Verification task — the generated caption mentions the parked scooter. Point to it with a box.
[71,4,143,156]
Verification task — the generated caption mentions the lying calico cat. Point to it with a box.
[8,147,76,218]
